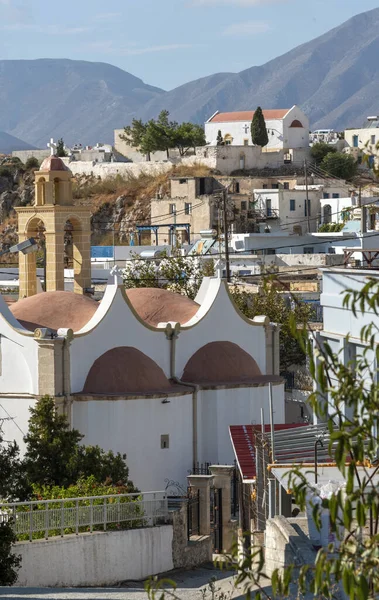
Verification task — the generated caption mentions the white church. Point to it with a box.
[205,105,310,151]
[0,155,285,491]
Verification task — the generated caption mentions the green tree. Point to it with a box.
[23,396,134,488]
[173,123,206,155]
[216,130,224,146]
[231,282,313,370]
[310,141,337,165]
[25,156,39,170]
[56,138,67,157]
[0,523,21,586]
[321,151,357,180]
[121,118,150,158]
[0,432,30,501]
[250,106,269,148]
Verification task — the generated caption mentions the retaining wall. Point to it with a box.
[15,526,174,587]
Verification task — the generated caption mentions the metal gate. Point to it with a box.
[210,487,222,552]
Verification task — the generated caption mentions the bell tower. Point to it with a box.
[16,146,91,298]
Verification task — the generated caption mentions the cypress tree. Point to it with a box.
[216,130,224,145]
[250,106,269,147]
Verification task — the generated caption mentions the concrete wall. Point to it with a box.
[16,526,174,587]
[12,150,50,164]
[264,516,316,577]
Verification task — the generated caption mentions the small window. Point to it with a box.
[179,178,187,184]
[241,201,247,211]
[235,182,240,193]
[169,203,176,215]
[243,139,249,146]
[224,134,233,145]
[266,199,272,217]
[263,184,268,189]
[283,182,290,190]
[371,135,376,145]
[161,435,169,449]
[332,193,340,199]
[290,199,295,212]
[185,202,192,215]
[304,247,314,254]
[271,183,279,189]
[323,193,330,199]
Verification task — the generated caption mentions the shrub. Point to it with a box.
[0,522,21,585]
[25,157,39,170]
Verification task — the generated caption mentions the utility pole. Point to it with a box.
[222,188,231,283]
[304,159,311,233]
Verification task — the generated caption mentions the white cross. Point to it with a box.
[47,138,57,156]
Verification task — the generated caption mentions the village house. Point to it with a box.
[0,155,285,492]
[344,116,379,168]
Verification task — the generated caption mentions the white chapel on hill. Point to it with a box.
[205,105,310,151]
[0,156,285,491]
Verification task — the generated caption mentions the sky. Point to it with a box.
[0,0,379,90]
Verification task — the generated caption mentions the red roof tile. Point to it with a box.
[209,109,290,123]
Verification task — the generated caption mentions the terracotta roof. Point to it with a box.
[230,424,306,481]
[209,109,290,123]
[39,155,70,172]
[83,346,176,395]
[182,341,269,385]
[10,291,98,332]
[125,287,199,327]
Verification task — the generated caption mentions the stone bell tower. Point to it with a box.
[16,147,91,298]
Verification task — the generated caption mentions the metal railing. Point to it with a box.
[0,491,168,541]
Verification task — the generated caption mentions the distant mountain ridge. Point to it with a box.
[1,8,379,147]
[0,131,36,154]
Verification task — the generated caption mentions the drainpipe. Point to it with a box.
[166,323,199,467]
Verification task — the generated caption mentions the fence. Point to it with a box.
[187,490,200,538]
[0,491,168,542]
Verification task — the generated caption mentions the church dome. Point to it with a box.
[39,155,70,172]
[10,291,98,332]
[125,288,199,327]
[182,341,263,385]
[83,347,174,395]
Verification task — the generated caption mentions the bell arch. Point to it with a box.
[64,215,91,295]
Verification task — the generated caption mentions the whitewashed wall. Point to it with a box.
[16,526,174,587]
[197,384,285,465]
[205,118,284,149]
[73,393,193,491]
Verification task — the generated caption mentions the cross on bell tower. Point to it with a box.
[16,144,92,298]
[47,138,57,156]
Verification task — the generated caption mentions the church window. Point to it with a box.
[289,119,303,128]
[161,434,169,449]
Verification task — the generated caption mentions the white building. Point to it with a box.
[314,267,379,421]
[344,116,379,168]
[205,106,310,151]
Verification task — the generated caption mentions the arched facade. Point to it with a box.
[16,157,91,298]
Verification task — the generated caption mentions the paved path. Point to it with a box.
[0,564,253,600]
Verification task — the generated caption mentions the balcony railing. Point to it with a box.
[0,491,168,541]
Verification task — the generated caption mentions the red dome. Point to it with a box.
[39,155,70,172]
[125,288,199,327]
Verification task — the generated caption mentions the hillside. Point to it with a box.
[1,8,379,144]
[0,59,164,148]
[140,7,379,131]
[0,131,35,154]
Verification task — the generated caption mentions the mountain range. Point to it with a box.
[1,7,379,149]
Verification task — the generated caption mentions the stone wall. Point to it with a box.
[15,526,174,587]
[62,159,175,178]
[12,149,50,164]
[172,504,212,569]
[264,516,316,577]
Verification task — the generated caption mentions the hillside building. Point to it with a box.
[205,106,310,151]
[344,116,379,168]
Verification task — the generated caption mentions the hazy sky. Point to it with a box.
[0,0,378,90]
